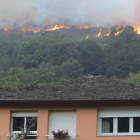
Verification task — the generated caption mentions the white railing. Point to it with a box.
[25,135,38,137]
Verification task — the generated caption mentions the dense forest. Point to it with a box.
[0,25,140,87]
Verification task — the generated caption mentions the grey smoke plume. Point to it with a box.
[0,0,139,28]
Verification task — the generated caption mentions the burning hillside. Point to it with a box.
[1,25,140,38]
[0,0,140,37]
[2,25,93,33]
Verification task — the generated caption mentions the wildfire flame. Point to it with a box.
[137,28,140,34]
[4,28,8,31]
[1,25,93,33]
[104,32,111,37]
[97,29,102,37]
[20,25,70,33]
[85,35,89,39]
[44,25,70,32]
[114,29,124,36]
[103,29,124,37]
[21,28,41,33]
[75,25,92,29]
[2,25,140,36]
[4,28,14,31]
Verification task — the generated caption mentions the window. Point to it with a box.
[11,112,38,139]
[48,111,76,139]
[133,117,140,132]
[118,117,129,133]
[98,108,140,136]
[102,118,113,133]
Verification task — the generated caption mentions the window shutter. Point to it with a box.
[98,108,140,118]
[11,112,38,117]
[49,111,76,139]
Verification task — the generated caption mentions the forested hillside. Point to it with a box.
[0,25,140,87]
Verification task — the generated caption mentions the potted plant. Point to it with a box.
[8,132,23,140]
[8,131,30,140]
[52,129,71,140]
[8,127,32,140]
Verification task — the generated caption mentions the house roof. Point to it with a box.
[0,73,140,102]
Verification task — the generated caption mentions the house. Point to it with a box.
[0,73,140,140]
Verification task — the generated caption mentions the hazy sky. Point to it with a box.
[0,0,139,28]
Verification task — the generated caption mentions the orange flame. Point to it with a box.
[104,32,110,37]
[114,29,124,36]
[4,28,13,31]
[33,30,41,33]
[85,35,89,39]
[44,25,70,32]
[4,28,8,31]
[97,29,102,37]
[137,28,140,34]
[1,25,93,33]
[3,25,138,37]
[20,25,70,33]
[75,25,92,29]
[21,28,40,33]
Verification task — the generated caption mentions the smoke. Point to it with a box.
[0,0,40,28]
[0,0,140,28]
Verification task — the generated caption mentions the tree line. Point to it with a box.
[0,26,140,87]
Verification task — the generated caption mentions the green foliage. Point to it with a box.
[3,67,65,87]
[127,72,140,84]
[5,68,24,87]
[41,71,65,83]
[38,62,63,77]
[78,39,104,74]
[19,40,41,68]
[44,41,80,66]
[39,32,64,47]
[1,26,140,87]
[104,26,140,77]
[61,58,84,79]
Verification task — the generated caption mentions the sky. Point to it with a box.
[0,0,139,28]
